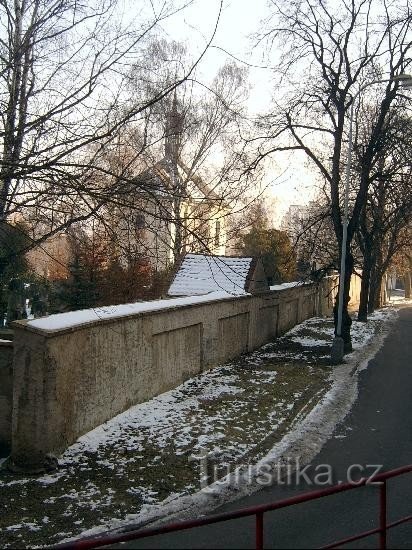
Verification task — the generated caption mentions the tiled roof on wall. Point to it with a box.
[168,253,254,296]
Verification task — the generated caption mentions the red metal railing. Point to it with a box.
[56,464,412,550]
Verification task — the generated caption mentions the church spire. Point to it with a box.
[165,90,183,162]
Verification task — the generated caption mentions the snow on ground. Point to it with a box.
[350,311,387,349]
[388,290,412,305]
[0,304,400,548]
[62,373,246,461]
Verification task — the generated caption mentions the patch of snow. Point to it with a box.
[61,368,253,465]
[198,381,243,400]
[36,472,66,485]
[349,320,378,350]
[1,478,30,487]
[6,521,42,532]
[127,487,159,504]
[269,281,306,291]
[290,336,327,347]
[388,291,412,305]
[44,482,112,512]
[285,317,332,336]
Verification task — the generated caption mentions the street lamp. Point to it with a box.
[330,73,412,364]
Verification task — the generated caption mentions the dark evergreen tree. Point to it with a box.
[60,250,100,311]
[0,222,31,326]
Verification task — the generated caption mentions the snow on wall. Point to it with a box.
[26,291,235,333]
[269,282,303,291]
[168,254,253,296]
[25,277,307,334]
[25,279,314,334]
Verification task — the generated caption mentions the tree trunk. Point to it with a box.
[358,250,373,321]
[369,261,384,312]
[404,271,411,299]
[368,286,376,313]
[368,246,383,313]
[334,250,353,353]
[372,271,384,310]
[0,286,5,328]
[406,256,412,299]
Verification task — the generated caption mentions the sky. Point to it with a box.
[158,0,319,225]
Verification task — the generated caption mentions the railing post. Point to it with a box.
[256,512,264,550]
[379,480,387,549]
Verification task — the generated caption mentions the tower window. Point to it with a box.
[214,220,221,247]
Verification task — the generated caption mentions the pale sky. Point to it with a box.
[159,0,318,225]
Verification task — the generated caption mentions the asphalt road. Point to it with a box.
[121,305,412,549]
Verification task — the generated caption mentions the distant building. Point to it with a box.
[26,233,70,281]
[6,213,71,282]
[19,94,230,280]
[109,94,229,271]
[280,201,323,274]
[110,158,228,272]
[281,202,318,236]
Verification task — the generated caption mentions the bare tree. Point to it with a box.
[291,199,338,276]
[0,0,223,272]
[101,38,254,265]
[402,250,412,299]
[252,0,412,351]
[355,109,412,319]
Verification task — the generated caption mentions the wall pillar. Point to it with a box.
[0,340,13,450]
[9,328,60,473]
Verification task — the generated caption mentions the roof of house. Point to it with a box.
[168,253,263,296]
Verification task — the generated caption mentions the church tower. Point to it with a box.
[164,90,183,166]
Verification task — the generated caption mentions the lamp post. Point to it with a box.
[331,73,412,364]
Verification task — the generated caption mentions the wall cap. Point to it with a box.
[10,283,319,339]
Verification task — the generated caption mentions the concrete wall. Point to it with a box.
[0,340,13,448]
[9,276,350,471]
[349,273,362,308]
